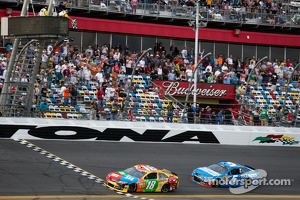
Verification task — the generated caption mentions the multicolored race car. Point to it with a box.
[191,161,259,187]
[104,164,179,193]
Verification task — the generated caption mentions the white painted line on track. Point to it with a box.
[14,138,155,200]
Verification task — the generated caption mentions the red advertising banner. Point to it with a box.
[153,80,236,99]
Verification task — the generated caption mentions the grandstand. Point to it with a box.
[0,0,300,127]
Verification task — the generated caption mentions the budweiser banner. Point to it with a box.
[153,80,235,99]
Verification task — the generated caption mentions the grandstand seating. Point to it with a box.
[40,74,180,122]
[245,82,300,118]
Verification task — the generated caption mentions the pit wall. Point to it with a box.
[0,117,299,147]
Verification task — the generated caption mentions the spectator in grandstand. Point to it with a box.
[223,70,231,84]
[38,99,49,118]
[185,0,195,13]
[77,66,84,86]
[40,84,48,100]
[55,62,63,85]
[168,70,176,81]
[217,109,224,124]
[198,107,204,124]
[167,102,174,123]
[111,102,119,121]
[223,108,233,125]
[131,0,138,14]
[97,87,105,109]
[252,107,260,126]
[83,66,91,86]
[205,106,212,124]
[46,69,53,89]
[187,104,195,124]
[34,84,40,104]
[69,84,77,107]
[58,1,71,13]
[105,84,115,101]
[260,106,269,126]
[286,110,294,125]
[186,66,193,81]
[62,84,70,106]
[248,70,257,85]
[63,65,71,84]
[194,104,201,124]
[90,98,98,120]
[282,105,289,121]
[162,65,169,80]
[204,68,212,83]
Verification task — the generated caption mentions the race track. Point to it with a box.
[1,139,300,200]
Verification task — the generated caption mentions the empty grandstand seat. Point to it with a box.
[84,95,91,102]
[132,109,138,115]
[152,103,158,109]
[45,112,52,118]
[51,98,57,104]
[159,117,165,122]
[53,106,60,112]
[56,113,63,118]
[145,116,150,122]
[61,112,68,119]
[173,117,178,123]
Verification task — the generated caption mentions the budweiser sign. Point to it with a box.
[153,80,235,99]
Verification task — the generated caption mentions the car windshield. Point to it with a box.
[123,167,146,178]
[208,164,228,174]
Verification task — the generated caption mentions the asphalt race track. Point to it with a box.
[1,139,300,200]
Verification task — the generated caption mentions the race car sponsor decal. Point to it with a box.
[253,134,300,145]
[0,125,220,144]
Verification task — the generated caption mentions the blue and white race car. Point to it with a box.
[191,161,259,187]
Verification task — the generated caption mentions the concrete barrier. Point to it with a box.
[0,117,299,146]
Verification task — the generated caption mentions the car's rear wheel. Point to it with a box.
[161,184,169,193]
[128,183,136,193]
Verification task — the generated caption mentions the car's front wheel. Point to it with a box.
[161,184,169,193]
[128,183,137,193]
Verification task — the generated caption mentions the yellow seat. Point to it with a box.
[132,80,141,84]
[50,113,57,118]
[140,93,146,98]
[60,106,66,112]
[64,106,71,112]
[106,101,112,106]
[142,109,149,115]
[173,117,178,123]
[162,104,168,109]
[45,112,52,118]
[161,110,167,116]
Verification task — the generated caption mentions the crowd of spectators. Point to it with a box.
[0,40,299,126]
[83,0,300,25]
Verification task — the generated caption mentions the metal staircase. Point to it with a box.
[1,39,44,117]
